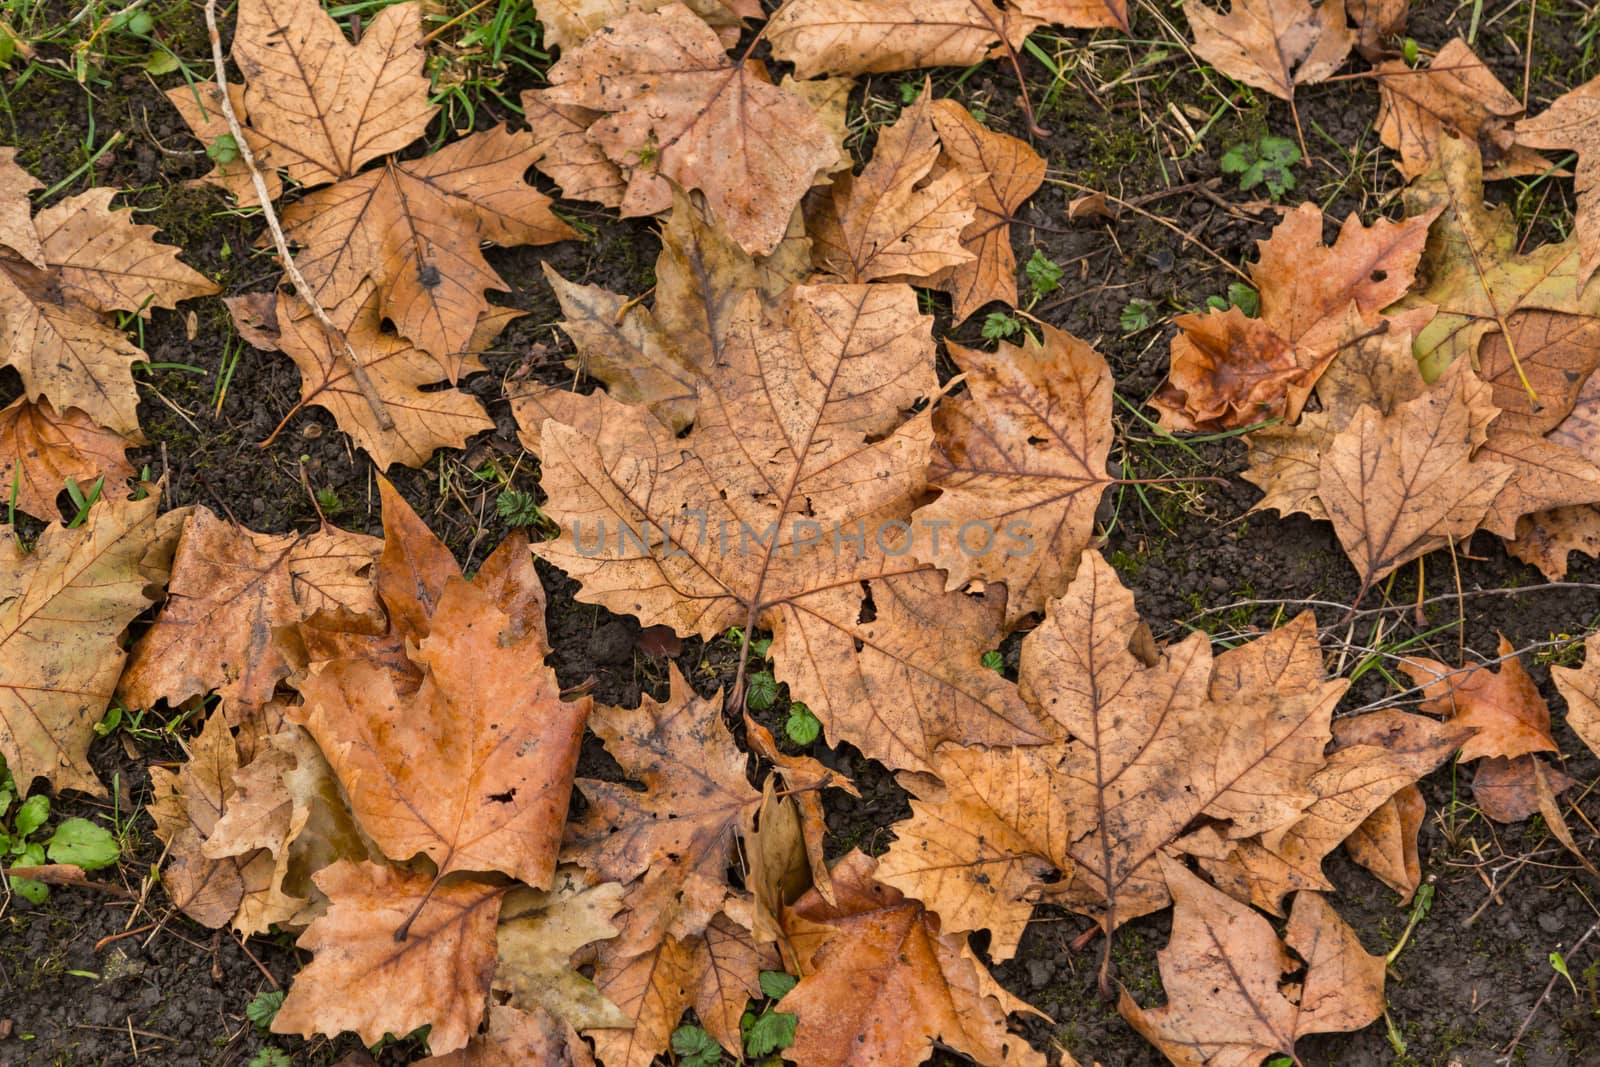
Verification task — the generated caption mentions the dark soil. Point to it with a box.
[5,0,1600,1065]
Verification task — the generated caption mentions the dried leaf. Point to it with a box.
[119,506,380,717]
[1,491,171,795]
[523,91,627,208]
[1343,783,1424,901]
[1120,858,1385,1065]
[1516,74,1600,289]
[807,86,976,284]
[1184,0,1352,102]
[271,861,503,1055]
[0,397,133,521]
[420,1005,595,1067]
[542,3,841,255]
[1472,756,1574,824]
[147,708,252,928]
[164,83,284,205]
[1348,0,1406,60]
[0,147,43,267]
[1401,636,1559,763]
[493,869,628,1028]
[910,326,1113,624]
[778,850,1045,1067]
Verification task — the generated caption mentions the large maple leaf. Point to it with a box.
[0,183,216,437]
[532,282,1050,774]
[1184,0,1352,102]
[292,481,591,888]
[0,397,133,521]
[1,492,176,795]
[541,3,841,256]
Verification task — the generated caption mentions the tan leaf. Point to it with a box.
[1375,38,1550,181]
[272,289,496,469]
[1184,0,1352,102]
[1348,0,1406,60]
[164,83,284,205]
[523,92,627,208]
[1517,75,1600,288]
[563,665,760,954]
[493,869,629,1029]
[1,491,170,795]
[147,708,251,928]
[1402,636,1559,763]
[743,711,857,907]
[271,861,503,1054]
[808,85,976,283]
[777,850,1045,1067]
[1472,756,1574,824]
[532,282,1048,774]
[876,742,1072,961]
[1021,554,1344,931]
[279,127,572,368]
[1317,359,1511,590]
[586,907,773,1067]
[420,1005,595,1067]
[1474,431,1600,539]
[1508,504,1600,578]
[119,506,380,717]
[1342,783,1424,902]
[1554,631,1600,763]
[910,326,1113,623]
[923,98,1046,318]
[293,498,590,887]
[0,397,132,520]
[0,146,43,267]
[542,3,841,255]
[750,777,812,945]
[783,74,856,168]
[1121,858,1384,1065]
[231,0,436,187]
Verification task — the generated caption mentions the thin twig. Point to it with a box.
[1500,919,1600,1063]
[200,0,394,431]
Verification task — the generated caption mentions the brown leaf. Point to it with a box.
[531,282,1048,774]
[876,743,1071,961]
[1122,859,1385,1064]
[1508,504,1600,578]
[0,185,216,436]
[1375,38,1550,180]
[922,99,1045,319]
[271,861,503,1054]
[1317,358,1510,590]
[523,91,627,208]
[1473,755,1575,823]
[147,708,252,928]
[230,0,436,187]
[1555,631,1600,761]
[164,83,284,205]
[1,491,171,795]
[0,397,132,521]
[1474,430,1600,539]
[1517,75,1600,288]
[118,506,380,717]
[1348,0,1406,60]
[777,850,1045,1067]
[808,85,976,284]
[1343,783,1424,901]
[271,289,497,469]
[542,3,841,255]
[743,711,857,907]
[420,1006,595,1067]
[1401,636,1559,763]
[910,326,1113,624]
[0,147,44,268]
[279,127,572,368]
[563,665,760,954]
[1022,554,1344,931]
[1184,0,1352,102]
[532,0,755,51]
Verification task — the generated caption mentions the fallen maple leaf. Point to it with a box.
[541,3,841,255]
[776,850,1045,1067]
[807,85,977,284]
[563,664,761,955]
[0,397,133,520]
[1184,0,1352,103]
[534,0,758,51]
[1517,74,1600,289]
[1120,857,1385,1065]
[493,870,628,1029]
[118,505,380,719]
[271,860,504,1054]
[922,98,1046,320]
[293,484,589,888]
[1153,201,1439,431]
[0,181,216,436]
[523,92,628,208]
[767,0,1125,78]
[910,325,1113,624]
[1342,782,1425,901]
[1471,755,1575,824]
[1375,37,1551,180]
[163,83,284,206]
[0,147,44,267]
[1402,636,1560,763]
[1555,631,1600,766]
[420,1005,595,1067]
[532,282,1048,775]
[1,491,175,795]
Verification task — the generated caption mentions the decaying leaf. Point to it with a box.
[493,869,629,1028]
[1,491,173,795]
[523,90,628,208]
[119,506,380,718]
[163,83,283,205]
[531,0,758,52]
[420,1005,596,1067]
[541,3,841,255]
[1119,858,1386,1065]
[1517,74,1600,289]
[0,182,216,436]
[910,326,1113,623]
[293,483,590,888]
[1555,631,1600,765]
[1375,37,1551,180]
[0,397,133,520]
[1184,0,1352,102]
[530,282,1048,775]
[1342,783,1424,901]
[271,860,504,1055]
[1348,0,1406,60]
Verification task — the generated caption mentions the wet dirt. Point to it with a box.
[4,0,1600,1064]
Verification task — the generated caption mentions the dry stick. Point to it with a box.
[1501,918,1600,1064]
[200,0,395,432]
[1044,177,1251,282]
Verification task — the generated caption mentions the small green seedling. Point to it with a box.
[1204,282,1260,317]
[670,1023,721,1067]
[496,489,542,526]
[1119,298,1156,334]
[746,670,779,711]
[0,758,120,903]
[246,989,285,1032]
[741,971,800,1062]
[1024,249,1063,305]
[981,650,1004,673]
[207,134,240,165]
[248,1049,292,1067]
[784,702,821,745]
[982,311,1022,341]
[1219,135,1302,200]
